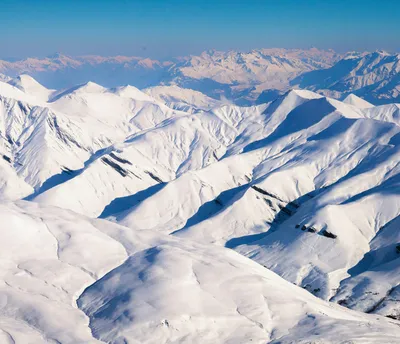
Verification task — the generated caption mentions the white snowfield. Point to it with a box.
[0,75,399,343]
[1,201,400,344]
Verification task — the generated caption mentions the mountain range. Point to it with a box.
[1,48,398,106]
[0,71,399,342]
[292,51,400,104]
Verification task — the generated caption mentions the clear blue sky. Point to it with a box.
[2,0,399,59]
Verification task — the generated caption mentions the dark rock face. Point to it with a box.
[2,155,11,163]
[322,230,337,239]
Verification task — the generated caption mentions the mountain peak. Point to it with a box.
[112,85,154,101]
[7,74,53,101]
[343,94,374,108]
[374,50,391,56]
[75,81,105,93]
[46,52,70,59]
[0,73,400,342]
[12,74,40,84]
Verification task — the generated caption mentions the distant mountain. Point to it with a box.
[168,48,342,104]
[2,49,399,106]
[0,48,342,104]
[292,51,400,104]
[0,53,174,89]
[0,72,11,82]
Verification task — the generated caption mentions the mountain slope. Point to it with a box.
[169,48,341,104]
[2,49,398,105]
[292,51,400,104]
[175,48,340,86]
[0,49,342,105]
[0,75,400,340]
[95,90,400,320]
[7,74,56,101]
[31,103,268,217]
[1,201,399,343]
[143,85,223,112]
[78,238,400,344]
[0,78,192,193]
[343,94,374,108]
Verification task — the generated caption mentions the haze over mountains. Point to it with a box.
[1,48,399,105]
[0,62,400,343]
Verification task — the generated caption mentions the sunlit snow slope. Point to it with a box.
[0,75,399,343]
[1,201,400,343]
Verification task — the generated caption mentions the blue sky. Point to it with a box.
[2,0,399,59]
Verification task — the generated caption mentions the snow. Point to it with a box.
[144,85,223,112]
[7,74,56,102]
[1,49,398,105]
[0,73,11,82]
[0,201,126,343]
[0,74,399,342]
[86,88,400,320]
[0,80,42,103]
[0,48,342,105]
[343,94,375,108]
[293,51,400,104]
[79,242,400,344]
[0,201,397,343]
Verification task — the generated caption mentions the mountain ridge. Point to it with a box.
[0,75,399,342]
[0,48,342,104]
[1,49,398,105]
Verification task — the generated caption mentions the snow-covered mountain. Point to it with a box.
[0,48,342,105]
[143,85,223,112]
[293,51,400,104]
[97,90,400,322]
[2,201,400,343]
[1,49,399,106]
[0,75,400,342]
[168,48,342,104]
